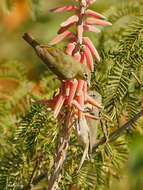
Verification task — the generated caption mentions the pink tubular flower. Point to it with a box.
[72,99,84,112]
[73,52,81,62]
[74,111,98,120]
[67,79,78,104]
[83,24,100,33]
[83,81,87,97]
[82,45,94,71]
[86,0,97,6]
[83,37,100,61]
[49,31,72,45]
[85,94,103,109]
[81,53,87,65]
[50,5,75,12]
[86,18,112,26]
[84,112,99,120]
[53,92,66,118]
[77,91,84,116]
[85,9,106,19]
[61,15,79,27]
[40,0,112,130]
[66,42,76,55]
[58,23,74,34]
[76,79,85,96]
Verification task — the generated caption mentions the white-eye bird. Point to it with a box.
[76,116,90,172]
[86,91,102,152]
[23,33,91,83]
[75,91,102,171]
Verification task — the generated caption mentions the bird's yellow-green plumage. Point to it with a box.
[86,91,102,152]
[35,45,91,82]
[22,33,90,82]
[75,91,102,171]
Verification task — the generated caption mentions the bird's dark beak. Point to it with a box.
[87,80,90,87]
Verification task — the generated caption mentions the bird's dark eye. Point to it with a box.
[84,73,88,79]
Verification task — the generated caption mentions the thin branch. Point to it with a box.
[27,160,38,189]
[46,138,69,190]
[94,109,143,149]
[100,119,108,140]
[22,33,52,71]
[131,72,143,87]
[105,120,109,137]
[116,110,121,128]
[21,169,48,190]
[23,33,40,49]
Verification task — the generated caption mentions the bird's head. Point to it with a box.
[83,72,90,86]
[80,65,91,86]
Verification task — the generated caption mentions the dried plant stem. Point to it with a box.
[131,72,143,87]
[46,134,70,190]
[21,170,48,190]
[47,108,72,190]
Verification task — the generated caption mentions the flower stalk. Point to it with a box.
[48,0,111,121]
[23,0,111,189]
[46,0,111,189]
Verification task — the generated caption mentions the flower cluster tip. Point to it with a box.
[42,0,111,122]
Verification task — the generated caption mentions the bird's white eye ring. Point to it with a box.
[84,72,88,79]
